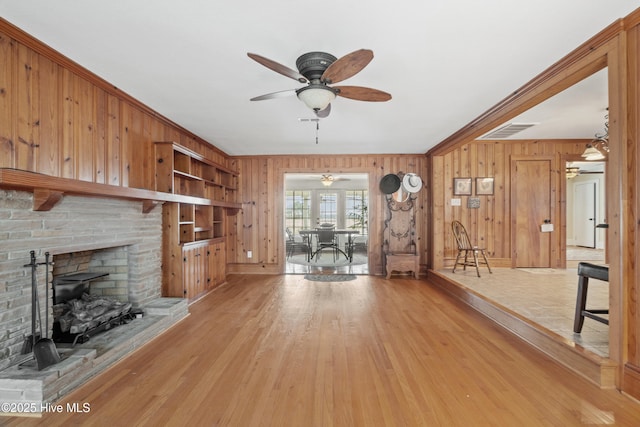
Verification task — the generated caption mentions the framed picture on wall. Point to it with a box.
[453,177,472,196]
[476,177,494,195]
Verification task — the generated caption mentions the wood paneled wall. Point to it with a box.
[623,11,640,399]
[425,8,640,398]
[430,139,590,269]
[0,19,231,190]
[227,155,429,276]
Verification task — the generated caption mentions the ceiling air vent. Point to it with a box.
[479,122,538,139]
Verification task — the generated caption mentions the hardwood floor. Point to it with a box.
[5,274,640,426]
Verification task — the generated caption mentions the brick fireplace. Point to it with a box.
[0,189,187,412]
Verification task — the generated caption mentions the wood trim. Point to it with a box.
[0,168,242,210]
[624,363,640,399]
[33,188,63,211]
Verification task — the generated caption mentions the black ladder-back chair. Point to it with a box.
[285,228,309,260]
[312,228,339,262]
[451,220,492,277]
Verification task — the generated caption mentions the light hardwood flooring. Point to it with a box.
[5,273,639,426]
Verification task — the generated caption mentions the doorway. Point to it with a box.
[284,173,370,274]
[573,181,596,247]
[566,160,606,265]
[511,157,554,268]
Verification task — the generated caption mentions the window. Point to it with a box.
[318,192,337,225]
[345,190,368,235]
[285,191,312,234]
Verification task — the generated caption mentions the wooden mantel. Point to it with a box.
[0,168,242,212]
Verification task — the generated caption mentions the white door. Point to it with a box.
[574,181,596,248]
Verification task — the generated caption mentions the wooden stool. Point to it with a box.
[573,262,609,333]
[386,253,420,279]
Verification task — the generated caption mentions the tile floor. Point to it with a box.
[436,246,609,357]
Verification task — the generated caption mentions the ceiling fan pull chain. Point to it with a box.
[316,121,319,144]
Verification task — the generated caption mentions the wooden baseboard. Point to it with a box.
[428,269,617,388]
[227,263,281,274]
[623,363,640,400]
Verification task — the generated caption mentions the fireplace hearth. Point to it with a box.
[0,297,188,416]
[0,190,184,415]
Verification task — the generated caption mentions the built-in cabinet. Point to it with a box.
[164,241,226,301]
[155,142,240,302]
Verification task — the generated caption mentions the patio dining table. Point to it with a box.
[298,229,360,262]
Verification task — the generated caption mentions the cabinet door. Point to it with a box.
[206,244,215,291]
[183,245,205,300]
[205,242,226,289]
[214,242,226,286]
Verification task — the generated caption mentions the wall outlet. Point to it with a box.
[247,250,252,258]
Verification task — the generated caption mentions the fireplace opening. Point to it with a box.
[52,273,135,345]
[50,247,140,346]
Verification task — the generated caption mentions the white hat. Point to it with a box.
[402,173,422,193]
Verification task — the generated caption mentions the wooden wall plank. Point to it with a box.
[75,75,94,182]
[15,43,36,171]
[60,68,74,179]
[37,54,59,177]
[106,94,121,185]
[0,32,13,168]
[94,87,106,184]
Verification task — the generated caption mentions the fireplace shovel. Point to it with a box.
[32,251,61,370]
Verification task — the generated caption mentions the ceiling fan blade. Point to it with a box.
[250,89,296,101]
[321,49,373,84]
[333,86,392,102]
[247,53,308,83]
[315,103,331,118]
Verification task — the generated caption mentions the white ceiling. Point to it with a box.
[0,1,635,156]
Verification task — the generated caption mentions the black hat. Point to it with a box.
[379,174,401,194]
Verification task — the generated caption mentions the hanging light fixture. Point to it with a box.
[296,85,336,112]
[321,174,334,187]
[581,144,606,161]
[582,112,609,161]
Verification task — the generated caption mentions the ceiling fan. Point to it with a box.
[247,49,392,118]
[319,174,350,186]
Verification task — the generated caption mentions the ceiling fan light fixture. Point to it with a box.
[296,85,336,111]
[566,166,580,179]
[321,174,334,186]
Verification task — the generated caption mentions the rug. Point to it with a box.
[518,268,562,275]
[288,252,367,268]
[304,274,357,282]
